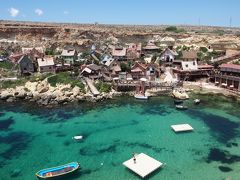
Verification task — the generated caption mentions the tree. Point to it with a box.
[199,47,208,53]
[197,52,205,61]
[165,26,178,32]
[120,62,130,72]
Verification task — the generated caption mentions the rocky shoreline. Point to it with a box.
[1,80,239,107]
[0,80,128,106]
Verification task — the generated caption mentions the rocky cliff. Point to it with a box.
[1,20,240,52]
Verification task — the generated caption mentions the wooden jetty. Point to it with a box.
[85,77,100,96]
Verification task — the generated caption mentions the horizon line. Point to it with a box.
[1,19,240,29]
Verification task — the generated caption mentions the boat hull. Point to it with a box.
[134,94,148,100]
[36,162,80,179]
[175,105,188,110]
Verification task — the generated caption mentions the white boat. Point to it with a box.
[172,89,189,100]
[194,99,201,104]
[134,94,148,100]
[73,136,83,140]
[175,105,188,110]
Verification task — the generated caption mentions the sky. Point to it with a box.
[0,0,240,27]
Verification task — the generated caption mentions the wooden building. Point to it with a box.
[212,64,240,91]
[126,43,142,60]
[160,48,178,65]
[81,64,102,80]
[143,40,160,54]
[37,57,55,73]
[18,55,34,75]
[61,49,78,65]
[112,47,127,61]
[131,62,160,81]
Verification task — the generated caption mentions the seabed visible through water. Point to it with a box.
[0,94,239,180]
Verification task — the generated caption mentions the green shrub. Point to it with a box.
[47,72,85,91]
[0,79,27,89]
[120,62,130,72]
[165,26,178,32]
[165,26,185,33]
[199,47,208,53]
[95,81,111,93]
[0,61,14,70]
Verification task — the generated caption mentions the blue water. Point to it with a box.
[0,94,239,180]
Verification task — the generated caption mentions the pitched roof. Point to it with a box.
[61,49,76,56]
[162,48,178,56]
[132,62,147,71]
[128,43,142,51]
[87,64,102,71]
[198,64,214,69]
[111,65,121,72]
[105,58,118,67]
[143,41,159,50]
[17,55,31,64]
[112,47,127,57]
[220,64,240,71]
[37,57,54,67]
[131,67,143,72]
[22,47,44,54]
[182,51,197,59]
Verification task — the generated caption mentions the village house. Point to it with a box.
[21,47,45,71]
[172,60,214,81]
[22,47,44,54]
[104,59,121,77]
[37,57,55,73]
[181,50,198,61]
[143,40,160,54]
[22,47,44,63]
[81,64,103,80]
[61,49,78,65]
[18,55,34,75]
[160,48,178,65]
[172,50,212,80]
[112,47,127,61]
[212,64,240,91]
[131,62,160,81]
[126,43,142,60]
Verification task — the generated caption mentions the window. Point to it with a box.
[186,64,188,68]
[49,67,52,69]
[193,62,195,65]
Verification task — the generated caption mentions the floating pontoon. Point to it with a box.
[171,124,194,132]
[123,153,163,178]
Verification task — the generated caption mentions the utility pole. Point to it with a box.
[229,16,232,28]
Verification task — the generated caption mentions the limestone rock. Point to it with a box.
[25,81,38,92]
[6,97,15,102]
[0,90,13,100]
[72,86,80,96]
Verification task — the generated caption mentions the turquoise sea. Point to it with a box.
[0,94,240,180]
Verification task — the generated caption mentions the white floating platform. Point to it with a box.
[123,153,163,178]
[171,124,194,132]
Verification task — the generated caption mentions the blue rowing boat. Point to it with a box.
[36,162,80,179]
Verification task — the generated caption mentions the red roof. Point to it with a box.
[198,64,214,69]
[112,47,127,57]
[220,64,240,71]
